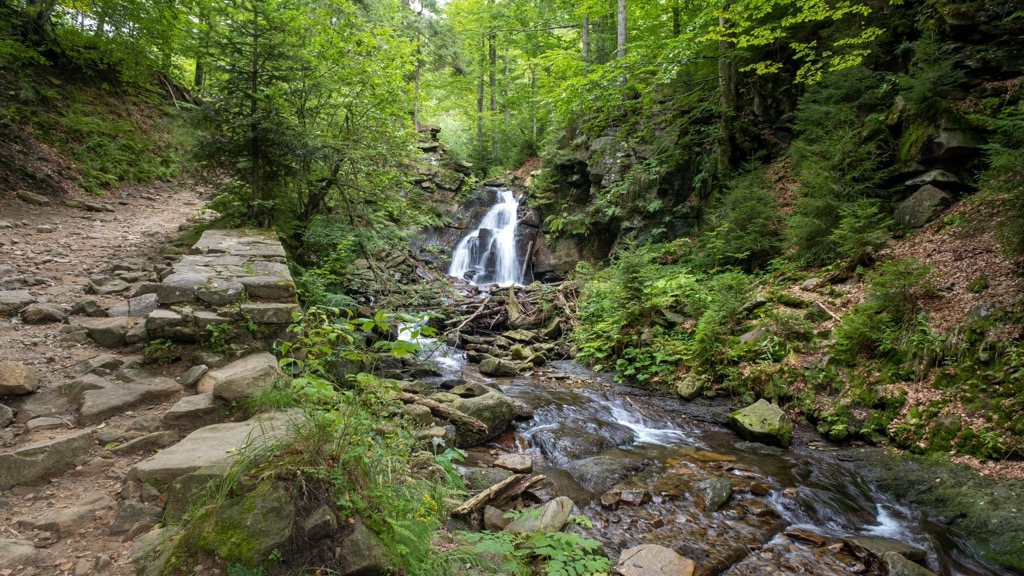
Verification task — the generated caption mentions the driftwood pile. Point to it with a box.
[443,283,575,336]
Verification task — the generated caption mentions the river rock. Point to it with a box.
[78,377,182,425]
[894,185,953,228]
[0,429,92,489]
[450,391,516,447]
[484,505,512,531]
[616,544,696,576]
[568,456,648,493]
[534,421,634,466]
[493,452,532,473]
[694,477,733,510]
[882,551,938,576]
[0,290,36,316]
[479,356,518,377]
[0,361,41,395]
[20,302,65,324]
[676,374,706,401]
[197,352,284,401]
[728,399,793,448]
[460,465,516,490]
[190,481,295,567]
[844,535,927,571]
[504,496,574,534]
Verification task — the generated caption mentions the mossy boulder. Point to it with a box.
[479,357,518,377]
[190,481,296,568]
[727,399,793,448]
[675,374,706,401]
[450,391,516,447]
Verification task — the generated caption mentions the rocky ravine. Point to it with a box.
[0,182,208,576]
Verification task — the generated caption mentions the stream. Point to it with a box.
[414,333,1010,575]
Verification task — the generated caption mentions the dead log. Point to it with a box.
[452,473,547,516]
[394,392,488,433]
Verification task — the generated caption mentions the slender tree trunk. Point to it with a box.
[530,67,537,143]
[582,13,589,63]
[616,0,626,59]
[672,6,681,37]
[717,9,736,176]
[476,37,485,152]
[488,32,497,159]
[502,52,509,124]
[413,33,421,130]
[250,3,261,220]
[193,61,205,88]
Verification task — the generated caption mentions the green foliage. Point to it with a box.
[462,514,610,576]
[975,103,1024,255]
[898,31,965,120]
[700,167,784,272]
[144,338,181,365]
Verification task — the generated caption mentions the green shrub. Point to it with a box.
[975,104,1024,255]
[700,168,784,272]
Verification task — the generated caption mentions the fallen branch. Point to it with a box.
[452,473,547,516]
[394,392,488,433]
[447,295,492,331]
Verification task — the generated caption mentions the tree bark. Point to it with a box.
[488,32,498,159]
[582,13,590,63]
[717,10,736,176]
[616,0,626,59]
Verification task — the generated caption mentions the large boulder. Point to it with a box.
[20,302,65,324]
[616,544,696,576]
[844,535,927,572]
[881,551,938,576]
[338,516,389,576]
[894,185,953,228]
[479,356,518,377]
[78,377,183,425]
[0,361,40,396]
[449,391,516,447]
[197,352,284,402]
[727,399,793,448]
[189,481,295,567]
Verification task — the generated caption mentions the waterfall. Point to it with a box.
[448,188,522,286]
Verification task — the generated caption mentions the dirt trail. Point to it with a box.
[0,181,205,576]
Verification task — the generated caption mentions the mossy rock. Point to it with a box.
[727,399,793,448]
[450,391,516,447]
[190,481,296,568]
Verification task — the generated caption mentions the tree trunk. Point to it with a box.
[672,6,681,37]
[717,9,736,176]
[582,13,590,63]
[413,35,421,130]
[488,32,497,159]
[476,37,485,153]
[616,0,626,59]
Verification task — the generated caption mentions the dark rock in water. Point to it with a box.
[615,544,696,576]
[728,399,793,448]
[694,477,732,510]
[881,551,938,576]
[567,455,649,493]
[843,535,927,572]
[479,357,517,377]
[894,185,953,228]
[533,421,634,466]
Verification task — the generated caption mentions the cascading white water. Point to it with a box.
[448,188,522,286]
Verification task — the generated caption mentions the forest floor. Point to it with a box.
[0,180,205,576]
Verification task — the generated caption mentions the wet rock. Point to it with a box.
[568,456,648,493]
[737,498,779,518]
[535,422,634,466]
[107,293,160,318]
[0,361,41,395]
[616,544,696,576]
[676,374,706,401]
[784,529,827,547]
[190,481,295,567]
[619,487,652,506]
[844,535,927,572]
[694,477,732,510]
[70,298,107,317]
[882,551,937,576]
[450,391,516,447]
[21,302,65,324]
[504,496,574,534]
[894,185,953,228]
[0,429,92,489]
[197,352,284,402]
[128,410,300,485]
[78,377,183,425]
[338,516,388,576]
[728,399,793,448]
[494,452,532,473]
[479,356,518,377]
[0,290,36,316]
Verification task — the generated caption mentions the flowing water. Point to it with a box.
[448,188,522,286]
[417,344,1010,575]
